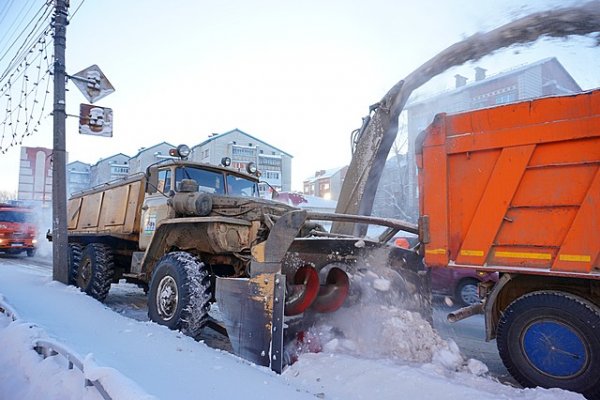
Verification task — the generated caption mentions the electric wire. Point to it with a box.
[69,0,87,21]
[0,0,17,29]
[0,2,53,81]
[0,0,40,54]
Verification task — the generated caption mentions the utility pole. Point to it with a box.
[52,0,69,284]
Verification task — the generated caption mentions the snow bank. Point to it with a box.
[0,313,155,400]
[0,259,586,400]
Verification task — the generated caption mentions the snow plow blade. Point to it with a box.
[216,273,286,373]
[215,210,307,373]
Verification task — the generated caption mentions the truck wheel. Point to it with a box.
[497,291,600,398]
[147,252,211,338]
[77,243,115,302]
[455,278,480,306]
[26,249,36,257]
[68,243,83,285]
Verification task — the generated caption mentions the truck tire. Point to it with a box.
[68,243,83,285]
[455,278,480,306]
[147,252,211,338]
[26,249,36,257]
[77,243,115,302]
[497,291,600,398]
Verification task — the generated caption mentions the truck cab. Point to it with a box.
[139,150,261,250]
[0,203,37,257]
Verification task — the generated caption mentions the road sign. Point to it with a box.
[72,65,115,103]
[79,103,113,137]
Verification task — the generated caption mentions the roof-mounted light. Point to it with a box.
[221,157,232,167]
[246,162,258,175]
[169,144,191,159]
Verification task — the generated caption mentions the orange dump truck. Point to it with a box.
[417,89,600,397]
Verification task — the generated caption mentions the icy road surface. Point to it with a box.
[0,256,583,400]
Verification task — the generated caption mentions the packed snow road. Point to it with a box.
[8,254,514,383]
[0,256,583,399]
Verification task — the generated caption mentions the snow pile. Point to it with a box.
[305,267,489,376]
[314,305,444,363]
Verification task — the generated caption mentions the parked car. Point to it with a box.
[391,236,498,306]
[430,266,498,306]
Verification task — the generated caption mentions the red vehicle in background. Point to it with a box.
[392,237,498,306]
[429,266,498,307]
[0,203,37,257]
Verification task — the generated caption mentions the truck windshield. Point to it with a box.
[0,210,33,223]
[226,175,259,197]
[175,167,225,194]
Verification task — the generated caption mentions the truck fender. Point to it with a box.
[139,216,253,280]
[483,273,514,341]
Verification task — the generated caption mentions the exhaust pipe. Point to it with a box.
[447,302,484,323]
[310,267,350,313]
[285,266,319,316]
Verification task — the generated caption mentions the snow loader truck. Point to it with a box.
[62,145,430,373]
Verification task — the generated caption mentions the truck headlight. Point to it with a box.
[169,144,191,159]
[246,162,257,174]
[221,157,231,167]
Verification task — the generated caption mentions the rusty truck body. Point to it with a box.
[64,150,427,372]
[417,89,600,397]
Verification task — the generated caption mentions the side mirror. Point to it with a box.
[146,165,159,194]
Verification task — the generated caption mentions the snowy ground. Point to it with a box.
[0,257,584,400]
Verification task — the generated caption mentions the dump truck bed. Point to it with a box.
[67,174,146,241]
[417,89,600,278]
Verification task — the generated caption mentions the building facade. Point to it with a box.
[17,146,53,207]
[67,161,91,197]
[372,154,412,221]
[302,166,347,201]
[191,129,292,194]
[127,142,175,175]
[89,153,130,187]
[64,130,291,197]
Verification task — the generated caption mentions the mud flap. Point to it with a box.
[216,273,286,373]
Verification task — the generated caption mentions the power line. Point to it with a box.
[0,0,17,28]
[69,0,87,21]
[0,0,39,51]
[0,1,53,78]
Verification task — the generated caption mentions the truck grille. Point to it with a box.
[10,233,30,239]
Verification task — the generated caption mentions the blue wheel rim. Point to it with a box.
[522,319,588,378]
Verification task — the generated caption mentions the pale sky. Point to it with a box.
[0,0,598,193]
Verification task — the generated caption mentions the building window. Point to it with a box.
[111,166,129,174]
[232,146,256,157]
[265,171,280,180]
[259,156,281,168]
[202,149,209,159]
[495,92,516,105]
